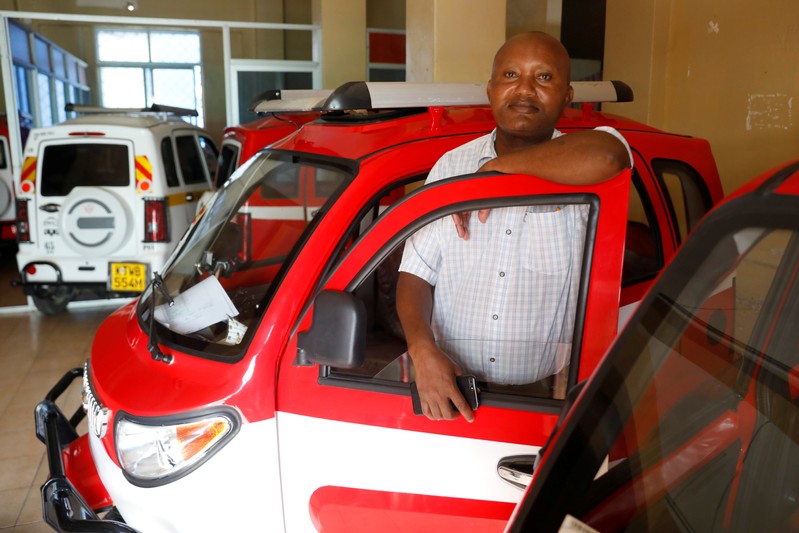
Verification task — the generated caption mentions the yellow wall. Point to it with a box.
[605,0,799,194]
[312,0,366,89]
[406,0,505,83]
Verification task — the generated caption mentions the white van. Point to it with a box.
[14,105,218,314]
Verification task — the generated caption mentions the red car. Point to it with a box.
[212,89,328,188]
[36,81,723,532]
[507,158,799,533]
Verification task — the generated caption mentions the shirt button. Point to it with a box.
[505,229,512,235]
[492,314,498,320]
[499,271,505,277]
[489,357,496,363]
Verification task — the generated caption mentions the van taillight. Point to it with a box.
[143,199,169,243]
[16,199,31,243]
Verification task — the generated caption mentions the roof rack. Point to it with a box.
[322,81,634,111]
[250,81,633,115]
[64,103,199,117]
[250,89,333,114]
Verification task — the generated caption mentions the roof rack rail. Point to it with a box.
[320,80,634,111]
[248,80,634,115]
[64,103,199,117]
[250,89,333,114]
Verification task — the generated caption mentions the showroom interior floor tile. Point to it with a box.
[0,299,119,532]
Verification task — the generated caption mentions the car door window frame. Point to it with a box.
[315,180,604,414]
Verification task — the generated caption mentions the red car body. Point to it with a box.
[507,159,799,533]
[36,82,724,532]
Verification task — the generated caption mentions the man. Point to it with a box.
[396,31,632,422]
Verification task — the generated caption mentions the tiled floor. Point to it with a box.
[0,249,123,532]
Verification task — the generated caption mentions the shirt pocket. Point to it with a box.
[520,207,571,275]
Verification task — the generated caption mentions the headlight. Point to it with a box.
[115,407,240,487]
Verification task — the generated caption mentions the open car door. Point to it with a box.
[276,169,631,532]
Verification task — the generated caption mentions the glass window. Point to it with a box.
[198,135,218,181]
[175,135,208,185]
[140,153,351,359]
[10,22,31,64]
[52,48,66,79]
[160,138,180,188]
[152,68,197,109]
[149,32,201,63]
[622,171,662,286]
[41,143,130,196]
[15,66,32,117]
[652,159,712,244]
[97,31,150,62]
[236,71,313,125]
[215,144,240,188]
[329,194,593,403]
[99,67,146,108]
[0,139,8,169]
[34,37,51,72]
[37,72,53,126]
[562,226,799,532]
[96,29,204,125]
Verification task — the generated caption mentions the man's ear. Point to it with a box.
[485,80,492,101]
[564,84,574,106]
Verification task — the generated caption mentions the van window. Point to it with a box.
[176,135,207,185]
[160,138,180,187]
[41,143,129,196]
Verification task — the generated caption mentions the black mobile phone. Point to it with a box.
[410,375,480,416]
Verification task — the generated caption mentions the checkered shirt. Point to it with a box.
[399,127,630,385]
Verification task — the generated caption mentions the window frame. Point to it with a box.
[316,181,604,414]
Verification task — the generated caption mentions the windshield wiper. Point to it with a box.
[147,272,174,364]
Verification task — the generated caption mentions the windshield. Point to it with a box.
[555,223,799,532]
[41,142,130,195]
[138,151,351,357]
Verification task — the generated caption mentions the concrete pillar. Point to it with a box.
[406,0,506,83]
[312,0,367,89]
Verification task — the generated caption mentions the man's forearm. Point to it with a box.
[482,129,630,185]
[396,272,437,356]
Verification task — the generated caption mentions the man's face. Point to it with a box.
[487,35,573,144]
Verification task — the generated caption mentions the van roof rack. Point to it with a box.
[64,103,199,117]
[250,89,333,114]
[251,81,633,115]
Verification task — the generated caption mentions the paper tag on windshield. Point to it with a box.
[225,316,247,345]
[558,515,600,533]
[154,276,238,335]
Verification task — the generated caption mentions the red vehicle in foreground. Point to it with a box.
[507,159,799,533]
[35,81,723,532]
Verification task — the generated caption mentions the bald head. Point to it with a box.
[492,31,571,83]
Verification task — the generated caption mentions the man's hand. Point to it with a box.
[413,345,475,422]
[451,209,490,240]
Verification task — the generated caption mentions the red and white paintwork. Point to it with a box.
[64,103,724,532]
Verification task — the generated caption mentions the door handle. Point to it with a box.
[497,454,537,490]
[40,203,61,213]
[186,193,195,202]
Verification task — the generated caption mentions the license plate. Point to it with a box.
[109,262,148,292]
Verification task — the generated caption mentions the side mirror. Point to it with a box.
[295,290,366,369]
